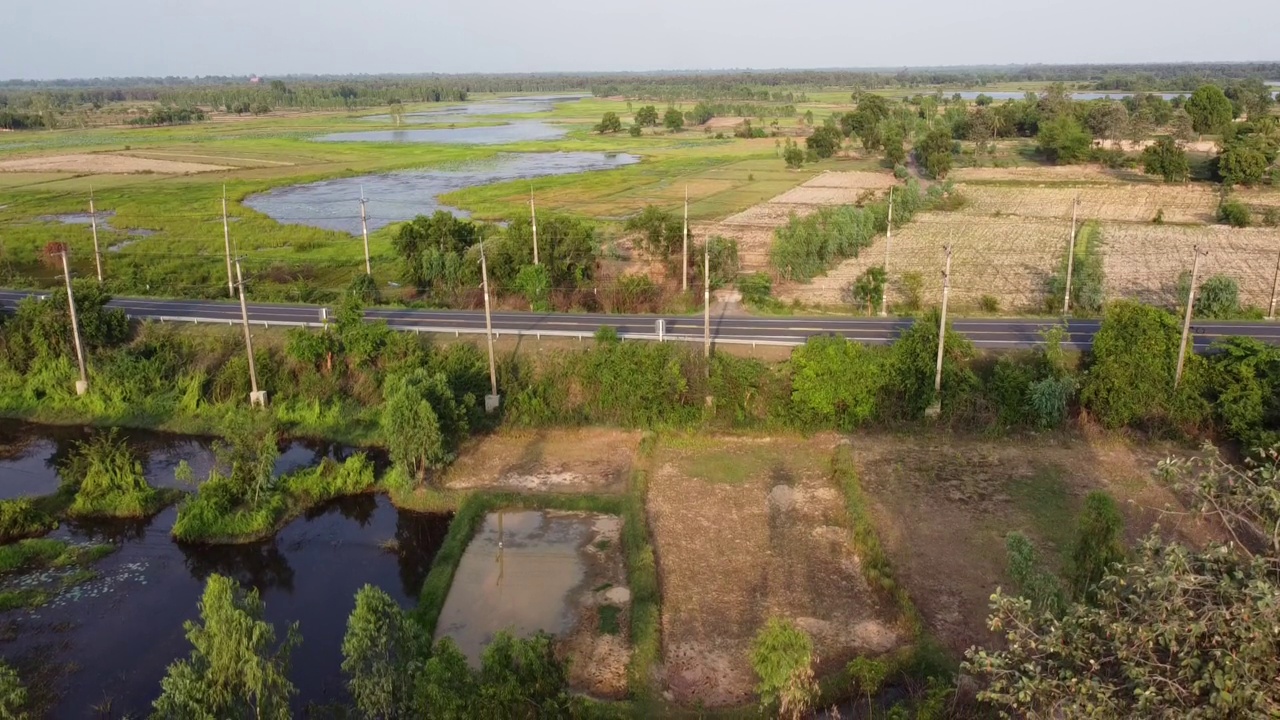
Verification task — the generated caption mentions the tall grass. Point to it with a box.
[0,498,57,543]
[65,430,172,518]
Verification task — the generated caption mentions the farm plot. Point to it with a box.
[1099,223,1280,308]
[949,165,1134,184]
[778,213,1068,311]
[0,152,232,174]
[956,184,1220,224]
[696,170,896,272]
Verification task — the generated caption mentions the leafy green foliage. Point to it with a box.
[1204,337,1280,445]
[883,309,977,420]
[965,535,1280,718]
[1037,115,1093,164]
[0,499,56,544]
[1067,492,1126,603]
[513,264,551,311]
[382,369,467,482]
[1217,199,1252,227]
[634,105,659,127]
[700,235,740,290]
[1217,136,1272,186]
[751,618,817,720]
[1080,301,1207,430]
[662,107,684,131]
[594,111,622,134]
[1194,274,1241,318]
[153,574,300,719]
[1160,446,1280,559]
[782,138,805,168]
[1184,84,1234,134]
[737,272,774,308]
[1141,136,1190,182]
[1004,531,1066,616]
[848,265,887,314]
[1047,220,1105,315]
[805,125,843,158]
[392,211,481,298]
[65,430,163,518]
[915,127,954,178]
[342,585,423,719]
[0,661,28,720]
[789,336,884,430]
[624,206,683,261]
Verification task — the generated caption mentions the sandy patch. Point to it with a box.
[1093,138,1218,154]
[702,116,753,130]
[800,171,899,190]
[848,432,1220,655]
[950,165,1136,184]
[0,153,231,174]
[649,435,903,707]
[956,183,1220,224]
[442,428,641,494]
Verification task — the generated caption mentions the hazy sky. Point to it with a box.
[4,0,1278,80]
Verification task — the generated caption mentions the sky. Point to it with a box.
[3,0,1278,80]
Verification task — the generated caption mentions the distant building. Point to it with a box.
[249,75,262,85]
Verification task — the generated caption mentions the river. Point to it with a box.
[0,421,451,717]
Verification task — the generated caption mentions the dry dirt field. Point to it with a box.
[648,434,905,707]
[779,213,1068,311]
[0,152,232,174]
[956,183,1221,224]
[697,170,897,271]
[847,432,1220,655]
[949,165,1136,184]
[441,428,642,494]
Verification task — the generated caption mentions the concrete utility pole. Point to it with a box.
[1175,245,1207,389]
[928,245,953,417]
[479,241,500,413]
[880,186,893,316]
[703,233,711,360]
[530,185,539,266]
[682,185,689,293]
[89,189,103,284]
[1062,196,1080,315]
[1269,247,1280,321]
[60,249,89,396]
[235,259,266,407]
[359,186,371,276]
[222,186,235,299]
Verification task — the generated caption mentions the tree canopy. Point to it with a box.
[1141,136,1190,182]
[1184,84,1234,134]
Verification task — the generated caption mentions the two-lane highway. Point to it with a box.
[3,289,1279,350]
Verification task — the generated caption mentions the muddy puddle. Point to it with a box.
[0,421,450,717]
[434,511,625,666]
[244,151,639,235]
[35,212,156,244]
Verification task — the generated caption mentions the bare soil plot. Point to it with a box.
[848,432,1220,655]
[1099,223,1280,308]
[0,153,231,174]
[1093,138,1218,154]
[441,428,642,494]
[778,213,1067,311]
[649,435,904,707]
[956,184,1220,224]
[949,165,1135,184]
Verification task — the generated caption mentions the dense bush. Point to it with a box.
[0,499,57,543]
[789,336,885,430]
[65,430,165,518]
[882,309,977,420]
[1216,199,1252,227]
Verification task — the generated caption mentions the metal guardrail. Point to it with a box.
[131,313,806,348]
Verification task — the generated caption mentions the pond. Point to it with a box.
[0,421,451,717]
[35,212,157,241]
[948,91,1187,101]
[362,94,590,124]
[314,120,567,145]
[243,151,640,235]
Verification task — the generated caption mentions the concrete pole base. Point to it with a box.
[484,394,501,414]
[249,391,268,408]
[74,380,89,396]
[924,400,942,419]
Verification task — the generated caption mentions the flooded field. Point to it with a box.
[434,510,631,697]
[314,120,567,145]
[362,94,590,124]
[244,151,639,235]
[0,422,450,717]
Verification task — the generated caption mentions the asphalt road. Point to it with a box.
[3,289,1279,350]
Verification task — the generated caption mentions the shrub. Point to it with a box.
[1005,532,1066,616]
[883,309,977,420]
[1068,492,1126,603]
[846,265,886,314]
[66,430,164,518]
[1216,199,1251,227]
[789,336,884,430]
[1194,274,1240,319]
[979,295,999,313]
[898,271,924,312]
[737,272,774,307]
[751,618,817,720]
[1047,220,1105,315]
[1263,207,1280,227]
[0,499,56,543]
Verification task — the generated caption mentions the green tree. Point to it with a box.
[1140,136,1189,182]
[392,211,480,296]
[476,632,576,717]
[1217,199,1253,227]
[1217,137,1270,186]
[663,107,684,132]
[885,309,977,419]
[634,105,659,127]
[805,125,843,158]
[1037,115,1093,164]
[382,369,462,482]
[153,575,299,720]
[847,265,887,314]
[1067,492,1125,603]
[1184,84,1234,135]
[915,127,954,178]
[513,264,551,311]
[416,638,478,718]
[882,124,906,165]
[789,336,884,430]
[782,139,805,168]
[595,111,622,134]
[751,618,817,720]
[342,585,423,719]
[624,206,683,261]
[965,534,1280,718]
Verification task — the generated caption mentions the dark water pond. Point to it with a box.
[315,120,567,145]
[362,94,590,124]
[244,151,639,236]
[0,421,451,718]
[949,91,1186,101]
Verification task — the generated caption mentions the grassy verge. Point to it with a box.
[68,486,185,519]
[171,453,377,544]
[622,433,661,703]
[0,499,59,543]
[831,443,922,636]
